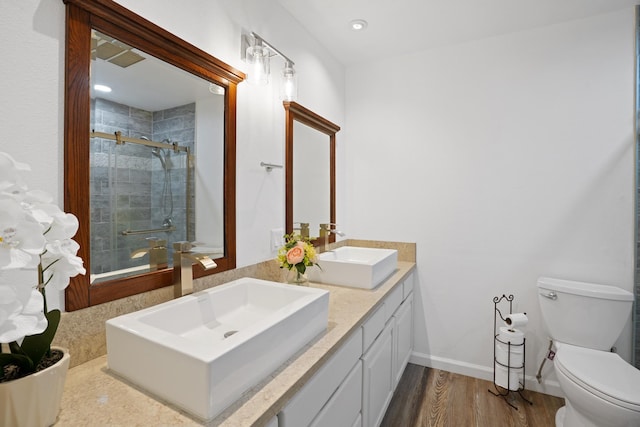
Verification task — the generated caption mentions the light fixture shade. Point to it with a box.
[246,45,270,85]
[281,62,297,101]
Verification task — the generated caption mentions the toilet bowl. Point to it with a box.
[553,344,640,427]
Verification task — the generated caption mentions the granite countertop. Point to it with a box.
[56,261,416,427]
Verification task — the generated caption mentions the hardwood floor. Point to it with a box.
[381,364,565,427]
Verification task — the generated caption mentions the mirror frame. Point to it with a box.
[284,102,340,245]
[63,0,245,311]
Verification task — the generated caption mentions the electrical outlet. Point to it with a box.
[271,228,284,251]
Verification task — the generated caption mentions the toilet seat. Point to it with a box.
[555,344,640,412]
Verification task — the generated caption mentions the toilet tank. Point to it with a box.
[537,277,634,351]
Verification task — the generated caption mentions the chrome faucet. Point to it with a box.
[130,238,168,270]
[319,223,345,252]
[172,241,217,298]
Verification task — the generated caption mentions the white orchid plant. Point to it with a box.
[0,152,85,382]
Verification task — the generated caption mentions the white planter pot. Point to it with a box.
[0,347,70,427]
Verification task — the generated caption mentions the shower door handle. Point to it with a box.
[541,291,557,300]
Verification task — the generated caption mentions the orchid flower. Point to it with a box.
[0,270,47,343]
[0,151,84,362]
[0,196,46,270]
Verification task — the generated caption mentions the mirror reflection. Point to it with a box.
[64,0,243,311]
[284,102,340,244]
[89,31,225,284]
[293,120,330,237]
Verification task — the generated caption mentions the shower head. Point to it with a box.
[160,140,174,170]
[152,147,166,169]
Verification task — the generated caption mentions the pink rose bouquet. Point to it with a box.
[277,233,318,283]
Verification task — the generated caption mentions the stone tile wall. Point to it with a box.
[90,98,195,278]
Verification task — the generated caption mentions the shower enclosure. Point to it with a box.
[89,97,196,283]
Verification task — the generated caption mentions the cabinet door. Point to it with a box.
[310,360,362,427]
[361,320,394,427]
[279,328,363,427]
[393,293,414,388]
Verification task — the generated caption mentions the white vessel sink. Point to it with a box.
[308,246,398,289]
[106,278,329,421]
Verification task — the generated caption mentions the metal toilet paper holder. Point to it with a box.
[489,294,533,409]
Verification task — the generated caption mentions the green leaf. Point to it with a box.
[19,309,61,369]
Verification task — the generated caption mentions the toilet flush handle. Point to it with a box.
[541,291,557,300]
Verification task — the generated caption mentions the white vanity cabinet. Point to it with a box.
[278,272,414,427]
[278,328,363,427]
[361,276,413,427]
[309,359,363,427]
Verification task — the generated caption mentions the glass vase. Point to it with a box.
[287,269,308,285]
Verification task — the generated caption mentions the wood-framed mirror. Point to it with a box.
[63,0,244,311]
[284,102,340,245]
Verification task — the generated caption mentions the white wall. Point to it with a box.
[0,0,345,276]
[345,9,635,394]
[3,0,635,397]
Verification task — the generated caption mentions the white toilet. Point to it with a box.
[537,276,640,427]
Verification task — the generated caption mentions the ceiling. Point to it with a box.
[277,0,638,66]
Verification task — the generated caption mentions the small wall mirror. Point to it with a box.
[284,102,340,243]
[63,0,244,310]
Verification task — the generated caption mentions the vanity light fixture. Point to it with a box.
[245,40,270,85]
[243,32,298,101]
[281,61,297,101]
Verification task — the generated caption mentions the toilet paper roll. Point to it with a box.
[496,342,524,368]
[495,362,522,391]
[498,326,524,346]
[504,312,528,328]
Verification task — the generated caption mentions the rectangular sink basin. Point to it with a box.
[106,278,329,421]
[307,246,398,289]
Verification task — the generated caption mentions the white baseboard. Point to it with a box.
[409,351,563,398]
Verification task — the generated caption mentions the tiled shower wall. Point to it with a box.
[90,98,195,277]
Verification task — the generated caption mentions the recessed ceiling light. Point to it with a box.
[209,83,225,95]
[349,19,368,31]
[93,84,112,93]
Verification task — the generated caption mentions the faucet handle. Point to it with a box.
[319,223,345,237]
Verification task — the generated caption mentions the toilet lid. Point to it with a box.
[555,345,640,411]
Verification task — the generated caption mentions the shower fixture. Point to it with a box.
[152,142,174,229]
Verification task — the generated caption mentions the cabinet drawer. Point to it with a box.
[384,284,403,322]
[362,304,385,353]
[279,328,363,427]
[310,360,362,427]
